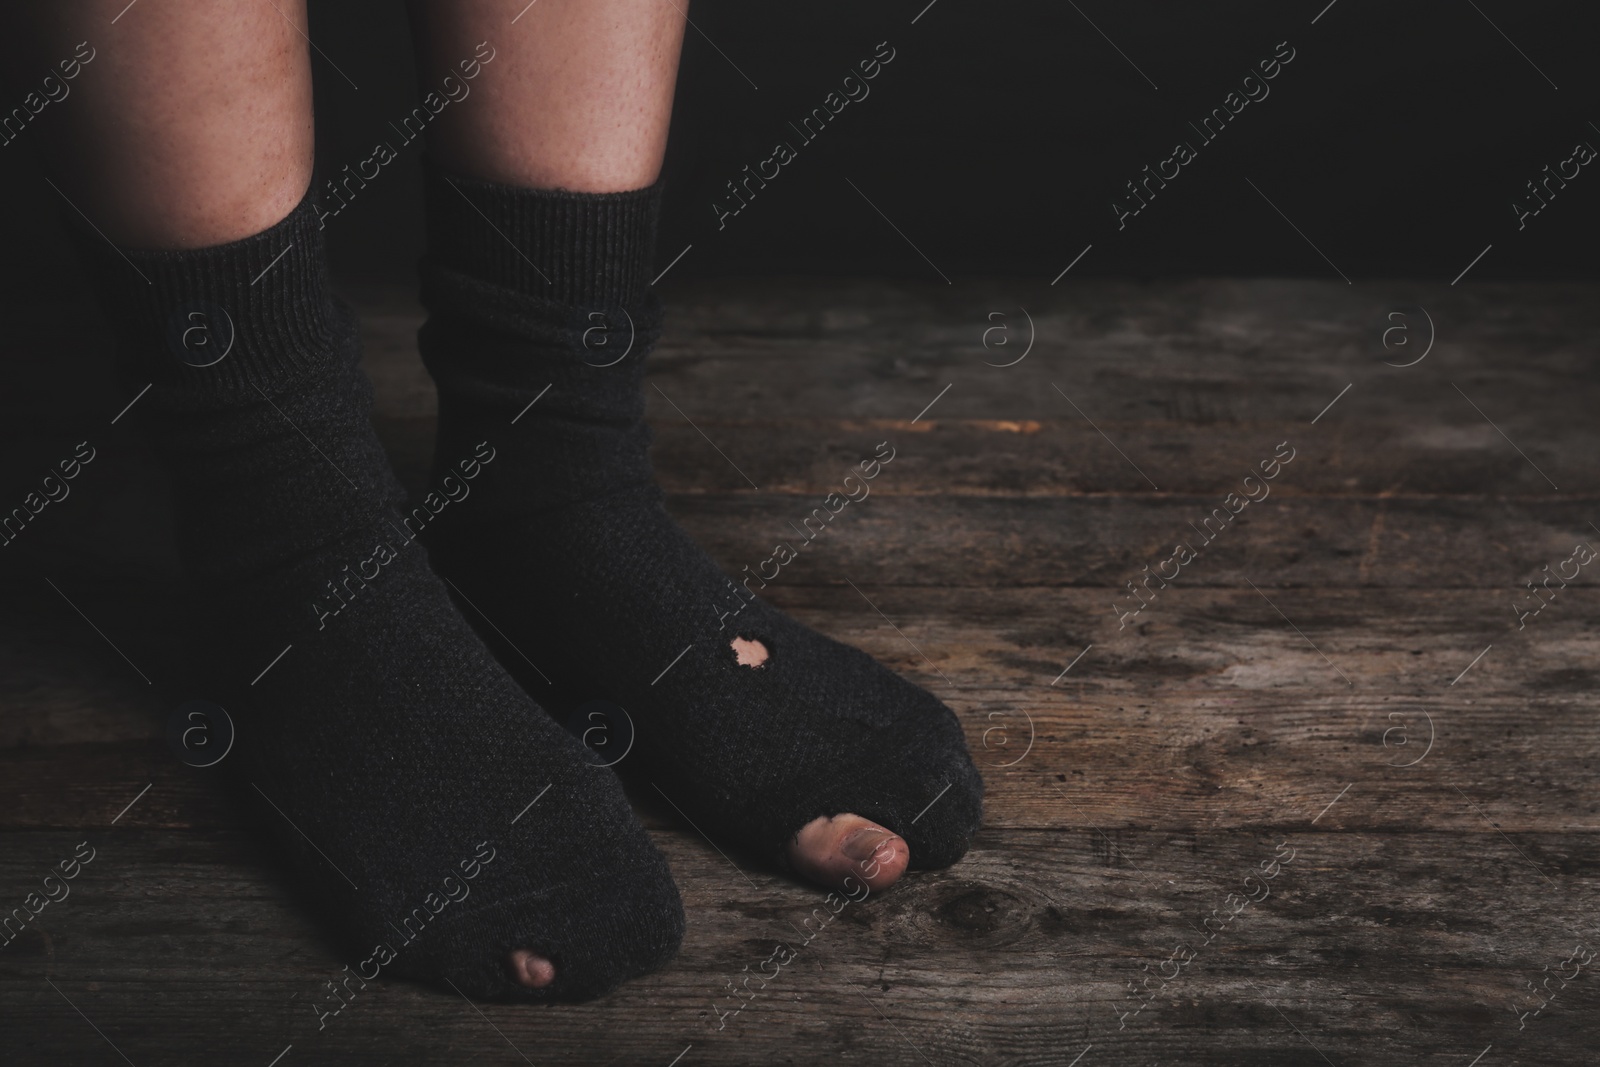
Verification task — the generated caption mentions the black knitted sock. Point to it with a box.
[418,166,982,872]
[74,190,682,1001]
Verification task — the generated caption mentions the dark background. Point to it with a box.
[3,0,1596,284]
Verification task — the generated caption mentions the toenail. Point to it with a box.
[841,827,890,863]
[730,636,768,668]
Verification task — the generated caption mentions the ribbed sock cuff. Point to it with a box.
[422,160,662,308]
[69,187,345,404]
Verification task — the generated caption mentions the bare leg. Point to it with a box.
[409,0,916,928]
[411,0,685,193]
[7,0,312,248]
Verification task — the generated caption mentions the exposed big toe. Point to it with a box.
[788,813,910,892]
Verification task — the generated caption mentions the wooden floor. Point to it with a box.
[3,277,1598,1065]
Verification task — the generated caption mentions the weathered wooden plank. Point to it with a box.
[655,493,1600,590]
[355,278,1600,422]
[8,279,1597,470]
[3,696,1594,838]
[15,442,1594,600]
[373,411,1600,498]
[353,277,1600,497]
[3,583,1595,830]
[6,561,1587,703]
[1,828,1594,1065]
[94,484,1600,598]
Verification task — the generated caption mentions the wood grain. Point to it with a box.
[2,277,1597,1065]
[1,829,1594,1065]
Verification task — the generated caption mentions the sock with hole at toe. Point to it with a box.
[72,189,683,1001]
[417,165,983,873]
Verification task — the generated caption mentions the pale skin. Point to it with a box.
[9,0,911,990]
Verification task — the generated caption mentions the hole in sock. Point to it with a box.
[730,636,769,668]
[507,949,557,989]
